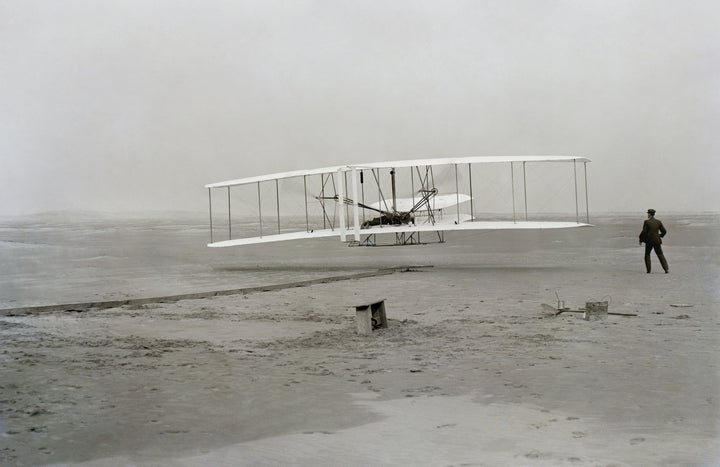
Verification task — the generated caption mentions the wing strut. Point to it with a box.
[584,162,590,224]
[455,164,460,224]
[257,182,263,238]
[228,186,232,239]
[574,159,579,223]
[304,175,309,232]
[510,163,516,223]
[351,167,360,241]
[390,168,397,212]
[468,163,474,221]
[523,162,528,221]
[208,188,213,244]
[360,170,366,224]
[410,167,415,209]
[276,179,281,234]
[337,169,346,241]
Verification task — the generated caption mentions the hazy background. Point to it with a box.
[1,0,718,217]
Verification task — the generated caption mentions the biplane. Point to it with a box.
[205,155,591,247]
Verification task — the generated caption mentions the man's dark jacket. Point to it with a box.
[639,217,667,245]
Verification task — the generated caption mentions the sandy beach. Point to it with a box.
[1,214,719,466]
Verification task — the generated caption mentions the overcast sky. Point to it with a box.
[1,0,718,216]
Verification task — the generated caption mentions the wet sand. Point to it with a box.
[1,215,719,466]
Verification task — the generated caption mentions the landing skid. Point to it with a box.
[348,231,445,247]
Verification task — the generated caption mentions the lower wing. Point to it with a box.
[208,221,591,247]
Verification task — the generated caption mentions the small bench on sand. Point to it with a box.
[354,299,387,335]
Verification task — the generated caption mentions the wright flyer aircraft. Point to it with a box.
[205,155,591,247]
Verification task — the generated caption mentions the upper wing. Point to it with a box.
[204,155,590,189]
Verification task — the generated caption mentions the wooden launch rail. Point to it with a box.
[0,266,432,316]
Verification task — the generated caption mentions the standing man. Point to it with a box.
[639,209,669,274]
